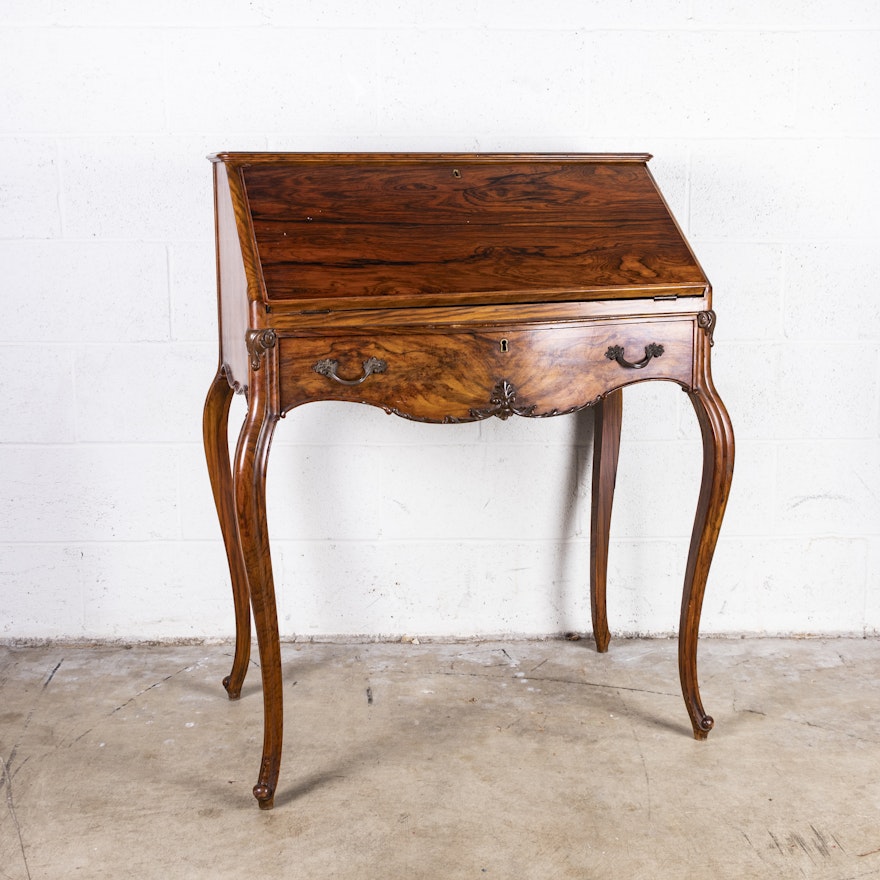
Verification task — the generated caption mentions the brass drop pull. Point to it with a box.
[313,356,388,386]
[605,343,664,370]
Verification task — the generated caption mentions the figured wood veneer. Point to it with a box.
[277,320,694,421]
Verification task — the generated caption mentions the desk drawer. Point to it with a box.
[277,319,694,422]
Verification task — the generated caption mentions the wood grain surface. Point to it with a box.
[278,319,694,420]
[214,154,708,308]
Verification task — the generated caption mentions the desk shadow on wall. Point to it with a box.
[266,399,599,640]
[555,406,595,640]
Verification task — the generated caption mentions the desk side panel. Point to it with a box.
[215,162,251,392]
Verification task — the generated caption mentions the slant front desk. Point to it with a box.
[203,152,735,809]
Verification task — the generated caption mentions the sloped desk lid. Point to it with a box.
[210,152,708,311]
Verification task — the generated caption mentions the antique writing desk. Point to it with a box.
[203,152,734,809]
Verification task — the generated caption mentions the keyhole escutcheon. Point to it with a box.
[500,338,510,353]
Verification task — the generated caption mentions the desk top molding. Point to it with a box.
[209,151,655,165]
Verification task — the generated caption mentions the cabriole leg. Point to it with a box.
[233,385,281,809]
[203,366,251,699]
[679,338,735,740]
[590,388,623,653]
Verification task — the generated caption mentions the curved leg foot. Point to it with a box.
[203,366,251,700]
[254,752,277,808]
[234,377,282,809]
[590,389,622,653]
[254,771,276,811]
[222,674,242,700]
[679,336,734,740]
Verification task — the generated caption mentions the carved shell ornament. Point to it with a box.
[469,379,538,421]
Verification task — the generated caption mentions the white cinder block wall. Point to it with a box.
[1,2,878,641]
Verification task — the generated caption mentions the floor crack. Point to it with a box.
[59,664,196,748]
[42,659,63,690]
[617,689,653,823]
[110,664,196,716]
[0,658,64,800]
[423,669,677,698]
[790,717,880,745]
[1,754,32,880]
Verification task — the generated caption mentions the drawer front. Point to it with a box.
[277,319,694,422]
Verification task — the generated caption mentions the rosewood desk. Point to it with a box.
[202,152,734,809]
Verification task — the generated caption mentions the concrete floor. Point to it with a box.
[2,638,879,879]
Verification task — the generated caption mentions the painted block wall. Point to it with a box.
[1,1,878,640]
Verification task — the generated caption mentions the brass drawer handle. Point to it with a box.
[313,356,388,386]
[605,343,664,369]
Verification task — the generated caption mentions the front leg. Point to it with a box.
[233,376,282,809]
[679,322,735,740]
